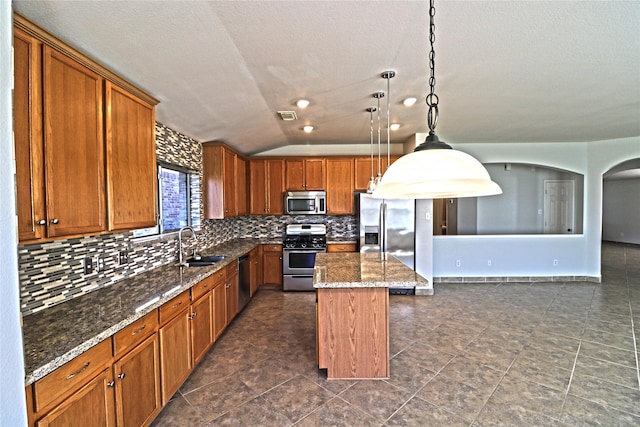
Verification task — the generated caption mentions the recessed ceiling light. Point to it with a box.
[403,97,417,107]
[296,99,310,108]
[303,125,315,133]
[390,123,401,131]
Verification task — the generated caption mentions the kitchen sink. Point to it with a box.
[183,255,226,267]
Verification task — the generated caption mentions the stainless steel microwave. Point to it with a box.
[284,191,326,215]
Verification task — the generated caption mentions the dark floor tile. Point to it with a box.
[182,373,257,422]
[578,340,637,368]
[385,396,468,427]
[417,373,489,423]
[573,354,639,389]
[207,395,291,427]
[151,394,206,427]
[488,375,565,419]
[295,397,379,427]
[385,350,436,393]
[236,356,300,395]
[338,380,412,423]
[569,374,640,416]
[581,327,636,351]
[462,339,519,371]
[438,355,504,392]
[260,375,335,424]
[474,400,567,427]
[507,355,572,392]
[561,394,640,427]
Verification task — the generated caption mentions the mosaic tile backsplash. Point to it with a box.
[18,122,356,315]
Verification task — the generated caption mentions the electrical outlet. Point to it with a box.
[553,259,559,266]
[95,255,105,272]
[118,250,129,265]
[455,260,461,267]
[83,257,93,274]
[487,260,492,266]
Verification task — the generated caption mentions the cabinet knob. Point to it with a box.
[37,219,47,226]
[107,381,115,388]
[117,373,126,380]
[50,218,59,224]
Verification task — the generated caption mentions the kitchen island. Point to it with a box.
[313,252,429,380]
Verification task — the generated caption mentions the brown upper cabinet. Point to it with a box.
[14,15,159,243]
[326,158,355,215]
[105,82,157,231]
[202,143,248,219]
[354,155,402,191]
[285,158,326,190]
[249,159,285,215]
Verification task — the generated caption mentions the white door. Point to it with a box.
[544,180,575,234]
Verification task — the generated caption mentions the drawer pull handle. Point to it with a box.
[131,324,146,336]
[172,301,183,309]
[66,362,90,380]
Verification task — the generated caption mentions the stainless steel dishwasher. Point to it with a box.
[238,254,250,312]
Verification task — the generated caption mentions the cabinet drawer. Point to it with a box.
[225,259,238,277]
[327,243,357,253]
[190,275,215,301]
[113,309,158,357]
[33,338,112,412]
[262,244,282,252]
[159,290,190,325]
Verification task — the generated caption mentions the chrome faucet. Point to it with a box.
[178,226,195,266]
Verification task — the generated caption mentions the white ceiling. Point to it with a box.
[13,0,640,156]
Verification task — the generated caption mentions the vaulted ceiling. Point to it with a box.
[13,1,640,155]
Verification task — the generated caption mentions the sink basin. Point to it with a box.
[183,255,226,267]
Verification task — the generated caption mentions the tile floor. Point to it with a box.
[152,242,640,426]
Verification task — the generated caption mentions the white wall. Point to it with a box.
[603,178,640,244]
[0,2,28,424]
[410,133,640,280]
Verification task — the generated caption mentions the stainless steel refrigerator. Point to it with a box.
[358,193,415,270]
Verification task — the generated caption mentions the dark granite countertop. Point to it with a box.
[22,238,261,385]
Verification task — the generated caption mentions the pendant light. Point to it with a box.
[373,92,385,188]
[382,70,395,173]
[372,0,502,200]
[366,107,377,193]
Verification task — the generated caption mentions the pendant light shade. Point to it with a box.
[372,146,502,199]
[372,0,502,200]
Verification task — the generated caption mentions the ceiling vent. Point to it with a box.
[277,111,298,121]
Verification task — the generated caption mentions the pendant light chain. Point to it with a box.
[427,0,439,133]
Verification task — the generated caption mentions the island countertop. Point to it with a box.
[313,252,429,288]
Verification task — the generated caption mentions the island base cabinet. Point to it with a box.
[35,368,116,427]
[317,287,389,379]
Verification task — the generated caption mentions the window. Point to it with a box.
[133,164,200,238]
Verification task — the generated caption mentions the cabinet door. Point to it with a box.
[236,156,248,216]
[223,148,237,217]
[35,369,115,427]
[267,160,285,215]
[190,292,213,366]
[304,158,326,190]
[43,46,106,237]
[105,82,157,231]
[326,158,355,215]
[212,278,227,340]
[226,276,239,324]
[158,309,191,405]
[262,245,283,286]
[327,243,357,253]
[113,334,161,427]
[14,28,46,242]
[355,157,376,191]
[249,247,263,296]
[249,159,268,214]
[285,159,305,190]
[202,144,224,219]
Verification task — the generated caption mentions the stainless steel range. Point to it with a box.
[282,224,327,291]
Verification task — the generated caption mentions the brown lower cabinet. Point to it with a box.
[262,244,283,287]
[26,254,263,427]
